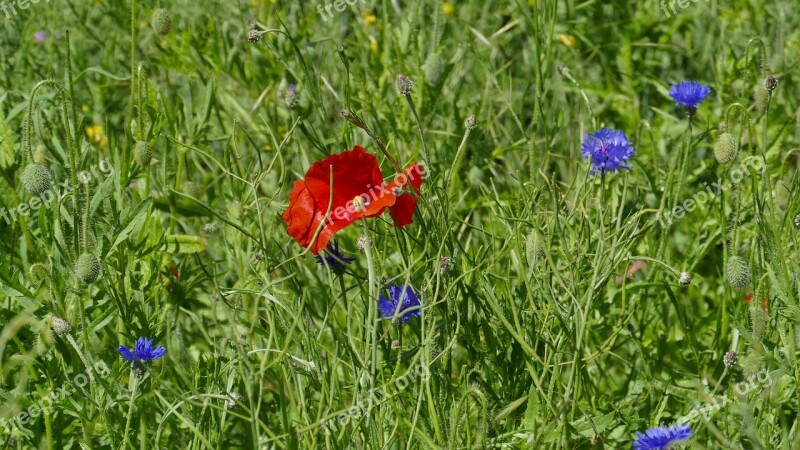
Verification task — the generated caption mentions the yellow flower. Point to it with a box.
[86,125,108,149]
[557,34,576,48]
[443,2,454,17]
[81,105,89,113]
[369,39,378,53]
[362,10,377,27]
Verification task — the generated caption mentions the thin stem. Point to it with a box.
[361,222,378,381]
[121,374,140,450]
[448,128,473,196]
[66,334,95,383]
[405,94,430,165]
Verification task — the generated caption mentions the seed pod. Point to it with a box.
[51,316,72,337]
[755,84,769,115]
[75,252,101,284]
[422,52,446,85]
[21,163,52,195]
[134,141,152,166]
[152,8,172,36]
[714,133,737,165]
[726,256,750,291]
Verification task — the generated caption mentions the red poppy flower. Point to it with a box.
[282,146,424,254]
[744,294,768,312]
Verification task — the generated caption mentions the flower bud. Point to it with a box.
[51,316,72,337]
[726,256,750,291]
[21,163,52,195]
[134,141,152,166]
[227,392,244,408]
[678,272,692,286]
[395,74,413,95]
[714,133,737,165]
[285,84,299,109]
[357,234,372,251]
[723,351,738,368]
[464,115,477,130]
[152,8,172,36]
[764,76,778,92]
[75,252,101,284]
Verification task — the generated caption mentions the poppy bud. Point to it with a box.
[714,133,737,165]
[525,231,545,267]
[422,52,445,85]
[51,316,72,337]
[678,272,692,286]
[134,141,152,166]
[726,256,750,291]
[754,84,768,115]
[75,252,101,284]
[152,8,172,36]
[395,74,413,95]
[21,163,52,195]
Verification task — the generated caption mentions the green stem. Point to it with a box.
[448,128,473,196]
[121,374,139,450]
[405,94,430,165]
[361,223,378,381]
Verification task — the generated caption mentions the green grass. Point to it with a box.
[1,0,799,448]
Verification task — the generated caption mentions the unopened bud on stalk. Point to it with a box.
[714,133,737,165]
[678,272,692,286]
[464,115,477,130]
[51,316,72,337]
[152,8,172,36]
[395,74,413,95]
[726,256,750,291]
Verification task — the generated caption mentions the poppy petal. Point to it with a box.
[387,163,424,227]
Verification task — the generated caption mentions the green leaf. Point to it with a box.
[164,234,208,253]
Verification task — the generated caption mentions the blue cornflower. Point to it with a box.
[668,81,711,114]
[315,240,354,274]
[581,128,635,175]
[633,424,692,450]
[118,337,166,365]
[378,285,422,324]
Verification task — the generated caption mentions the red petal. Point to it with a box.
[282,146,388,254]
[387,163,425,227]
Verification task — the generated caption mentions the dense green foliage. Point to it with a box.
[1,0,799,448]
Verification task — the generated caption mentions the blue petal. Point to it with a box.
[118,345,135,362]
